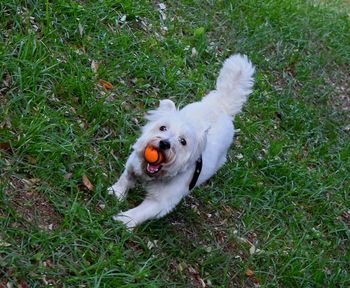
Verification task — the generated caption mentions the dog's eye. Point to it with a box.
[159,126,167,131]
[179,138,187,146]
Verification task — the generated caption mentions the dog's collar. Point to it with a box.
[189,155,203,190]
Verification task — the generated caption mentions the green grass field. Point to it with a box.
[1,0,349,287]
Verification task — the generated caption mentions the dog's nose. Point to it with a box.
[159,139,171,150]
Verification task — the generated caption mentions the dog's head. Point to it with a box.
[133,99,207,179]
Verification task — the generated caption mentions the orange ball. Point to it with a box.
[144,146,164,163]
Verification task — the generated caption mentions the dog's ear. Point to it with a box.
[199,126,210,151]
[158,99,176,111]
[145,99,176,121]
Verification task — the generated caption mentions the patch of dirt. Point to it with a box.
[164,195,247,254]
[327,72,350,114]
[5,175,62,230]
[157,195,257,287]
[0,277,30,288]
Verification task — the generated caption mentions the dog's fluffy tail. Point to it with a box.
[206,54,255,116]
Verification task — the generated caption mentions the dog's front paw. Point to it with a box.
[108,184,126,201]
[113,213,137,229]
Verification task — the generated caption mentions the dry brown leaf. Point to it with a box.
[18,280,29,288]
[245,268,254,277]
[82,174,94,191]
[98,79,113,90]
[0,142,11,152]
[188,266,206,288]
[28,178,40,184]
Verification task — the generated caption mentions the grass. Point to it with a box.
[1,0,349,286]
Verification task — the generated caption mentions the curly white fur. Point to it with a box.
[108,54,255,228]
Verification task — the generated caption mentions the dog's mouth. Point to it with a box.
[146,162,163,175]
[144,145,166,176]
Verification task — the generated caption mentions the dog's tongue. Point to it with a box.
[147,163,161,173]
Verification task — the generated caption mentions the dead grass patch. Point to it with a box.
[6,175,62,230]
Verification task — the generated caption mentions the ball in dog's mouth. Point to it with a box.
[144,145,165,175]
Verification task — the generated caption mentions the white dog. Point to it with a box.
[108,54,255,228]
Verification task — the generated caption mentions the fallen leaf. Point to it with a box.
[78,23,84,37]
[0,240,11,247]
[204,246,212,253]
[91,60,99,74]
[64,173,72,180]
[0,142,11,152]
[235,153,244,159]
[147,240,158,249]
[82,174,94,191]
[245,268,254,277]
[191,47,198,57]
[98,79,113,90]
[188,266,206,288]
[249,245,256,255]
[43,259,53,268]
[18,280,29,288]
[28,178,40,184]
[125,239,144,253]
[178,262,186,272]
[245,268,260,286]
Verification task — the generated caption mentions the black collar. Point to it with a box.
[189,155,203,190]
